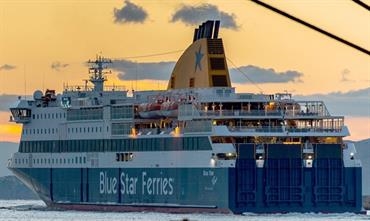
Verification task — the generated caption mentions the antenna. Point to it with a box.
[135,62,138,91]
[83,79,89,91]
[23,64,26,99]
[42,72,45,92]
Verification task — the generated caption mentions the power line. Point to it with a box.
[226,57,264,93]
[250,0,370,56]
[113,50,183,60]
[353,0,370,11]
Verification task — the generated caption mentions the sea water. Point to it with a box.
[0,200,368,221]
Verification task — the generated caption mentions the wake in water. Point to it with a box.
[0,200,368,221]
[0,200,47,211]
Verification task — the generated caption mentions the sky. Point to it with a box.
[0,0,369,142]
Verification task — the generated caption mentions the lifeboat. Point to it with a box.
[138,102,162,118]
[160,101,178,118]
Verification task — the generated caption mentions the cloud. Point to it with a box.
[230,65,303,84]
[171,4,238,30]
[112,60,303,84]
[112,59,175,80]
[294,87,370,117]
[0,64,16,71]
[0,95,21,112]
[113,0,148,24]
[51,61,69,71]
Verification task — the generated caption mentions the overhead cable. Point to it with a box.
[251,0,370,56]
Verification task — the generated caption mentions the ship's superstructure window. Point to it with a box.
[111,105,133,119]
[112,123,131,135]
[18,137,211,153]
[67,107,103,121]
[11,108,31,119]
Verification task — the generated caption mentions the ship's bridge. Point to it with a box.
[10,100,32,124]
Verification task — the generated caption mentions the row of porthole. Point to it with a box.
[13,156,87,165]
[67,127,105,134]
[23,126,109,135]
[23,128,59,135]
[32,112,66,120]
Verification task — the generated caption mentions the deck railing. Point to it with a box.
[227,126,343,133]
[197,110,282,117]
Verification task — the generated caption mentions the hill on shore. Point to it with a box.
[0,175,38,199]
[0,142,18,177]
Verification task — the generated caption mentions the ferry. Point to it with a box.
[7,20,362,213]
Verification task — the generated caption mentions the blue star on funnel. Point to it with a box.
[194,46,204,72]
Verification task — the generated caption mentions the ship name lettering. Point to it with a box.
[120,172,138,195]
[99,171,117,195]
[142,172,174,196]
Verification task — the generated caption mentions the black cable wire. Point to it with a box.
[226,57,264,93]
[250,0,370,56]
[353,0,370,11]
[113,50,183,60]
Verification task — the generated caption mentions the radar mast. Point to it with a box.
[88,55,112,92]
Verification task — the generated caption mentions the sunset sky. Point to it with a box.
[0,0,369,142]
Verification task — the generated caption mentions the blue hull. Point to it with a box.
[230,159,362,213]
[10,161,362,213]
